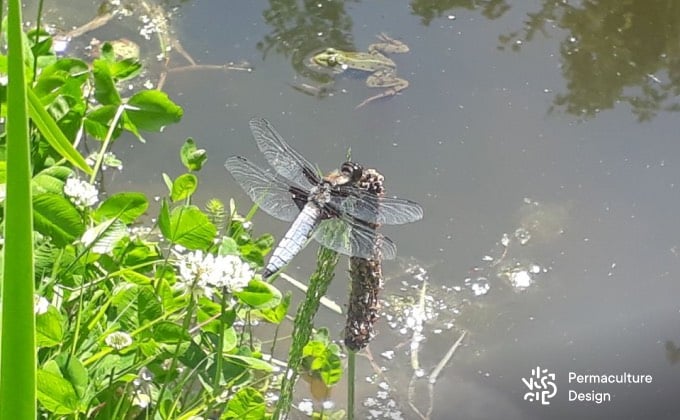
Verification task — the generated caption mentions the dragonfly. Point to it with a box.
[224,118,423,279]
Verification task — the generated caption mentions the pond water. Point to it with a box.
[43,1,680,419]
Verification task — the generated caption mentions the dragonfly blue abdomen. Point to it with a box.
[264,203,321,279]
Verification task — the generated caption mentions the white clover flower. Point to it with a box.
[34,295,49,315]
[105,331,133,350]
[211,254,254,292]
[175,250,253,298]
[64,177,99,208]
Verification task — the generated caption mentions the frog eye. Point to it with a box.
[327,56,338,66]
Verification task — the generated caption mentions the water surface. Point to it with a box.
[47,1,680,418]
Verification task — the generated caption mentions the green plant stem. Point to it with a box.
[69,277,88,356]
[1,0,37,418]
[347,351,356,420]
[90,104,126,184]
[153,277,199,419]
[213,288,229,393]
[32,0,45,82]
[272,246,339,419]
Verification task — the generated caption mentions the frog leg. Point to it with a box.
[356,69,409,108]
[368,33,410,54]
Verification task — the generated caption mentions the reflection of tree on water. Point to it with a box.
[257,0,358,83]
[499,0,680,122]
[409,0,509,25]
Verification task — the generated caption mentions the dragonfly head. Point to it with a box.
[340,161,363,184]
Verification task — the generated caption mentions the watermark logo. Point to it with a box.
[522,366,557,405]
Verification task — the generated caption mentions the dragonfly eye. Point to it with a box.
[341,162,363,183]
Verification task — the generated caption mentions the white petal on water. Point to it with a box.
[471,280,490,296]
[297,400,313,415]
[381,350,395,360]
[509,270,533,289]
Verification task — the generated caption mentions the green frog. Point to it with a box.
[310,33,409,108]
[90,38,141,61]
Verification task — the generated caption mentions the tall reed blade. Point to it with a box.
[1,0,37,418]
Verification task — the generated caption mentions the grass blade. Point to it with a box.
[0,0,37,417]
[27,87,92,175]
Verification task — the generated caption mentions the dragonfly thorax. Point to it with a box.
[308,184,332,204]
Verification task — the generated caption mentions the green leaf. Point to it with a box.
[118,269,152,285]
[34,58,88,96]
[33,193,85,247]
[222,327,238,353]
[125,90,183,132]
[180,138,207,171]
[302,329,343,386]
[83,104,123,141]
[223,354,273,372]
[37,369,82,414]
[254,292,291,324]
[27,87,92,174]
[81,219,127,254]
[138,287,163,324]
[235,279,281,309]
[119,240,161,267]
[317,353,342,386]
[170,173,198,202]
[158,199,171,237]
[92,58,121,105]
[196,299,227,334]
[239,234,274,267]
[108,58,142,81]
[94,192,148,224]
[111,285,162,330]
[160,205,216,250]
[223,387,266,420]
[36,306,64,347]
[218,237,239,256]
[153,321,191,343]
[32,166,73,194]
[54,353,89,399]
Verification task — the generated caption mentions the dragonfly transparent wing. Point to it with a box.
[313,216,398,260]
[249,118,320,190]
[225,156,305,222]
[328,189,423,225]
